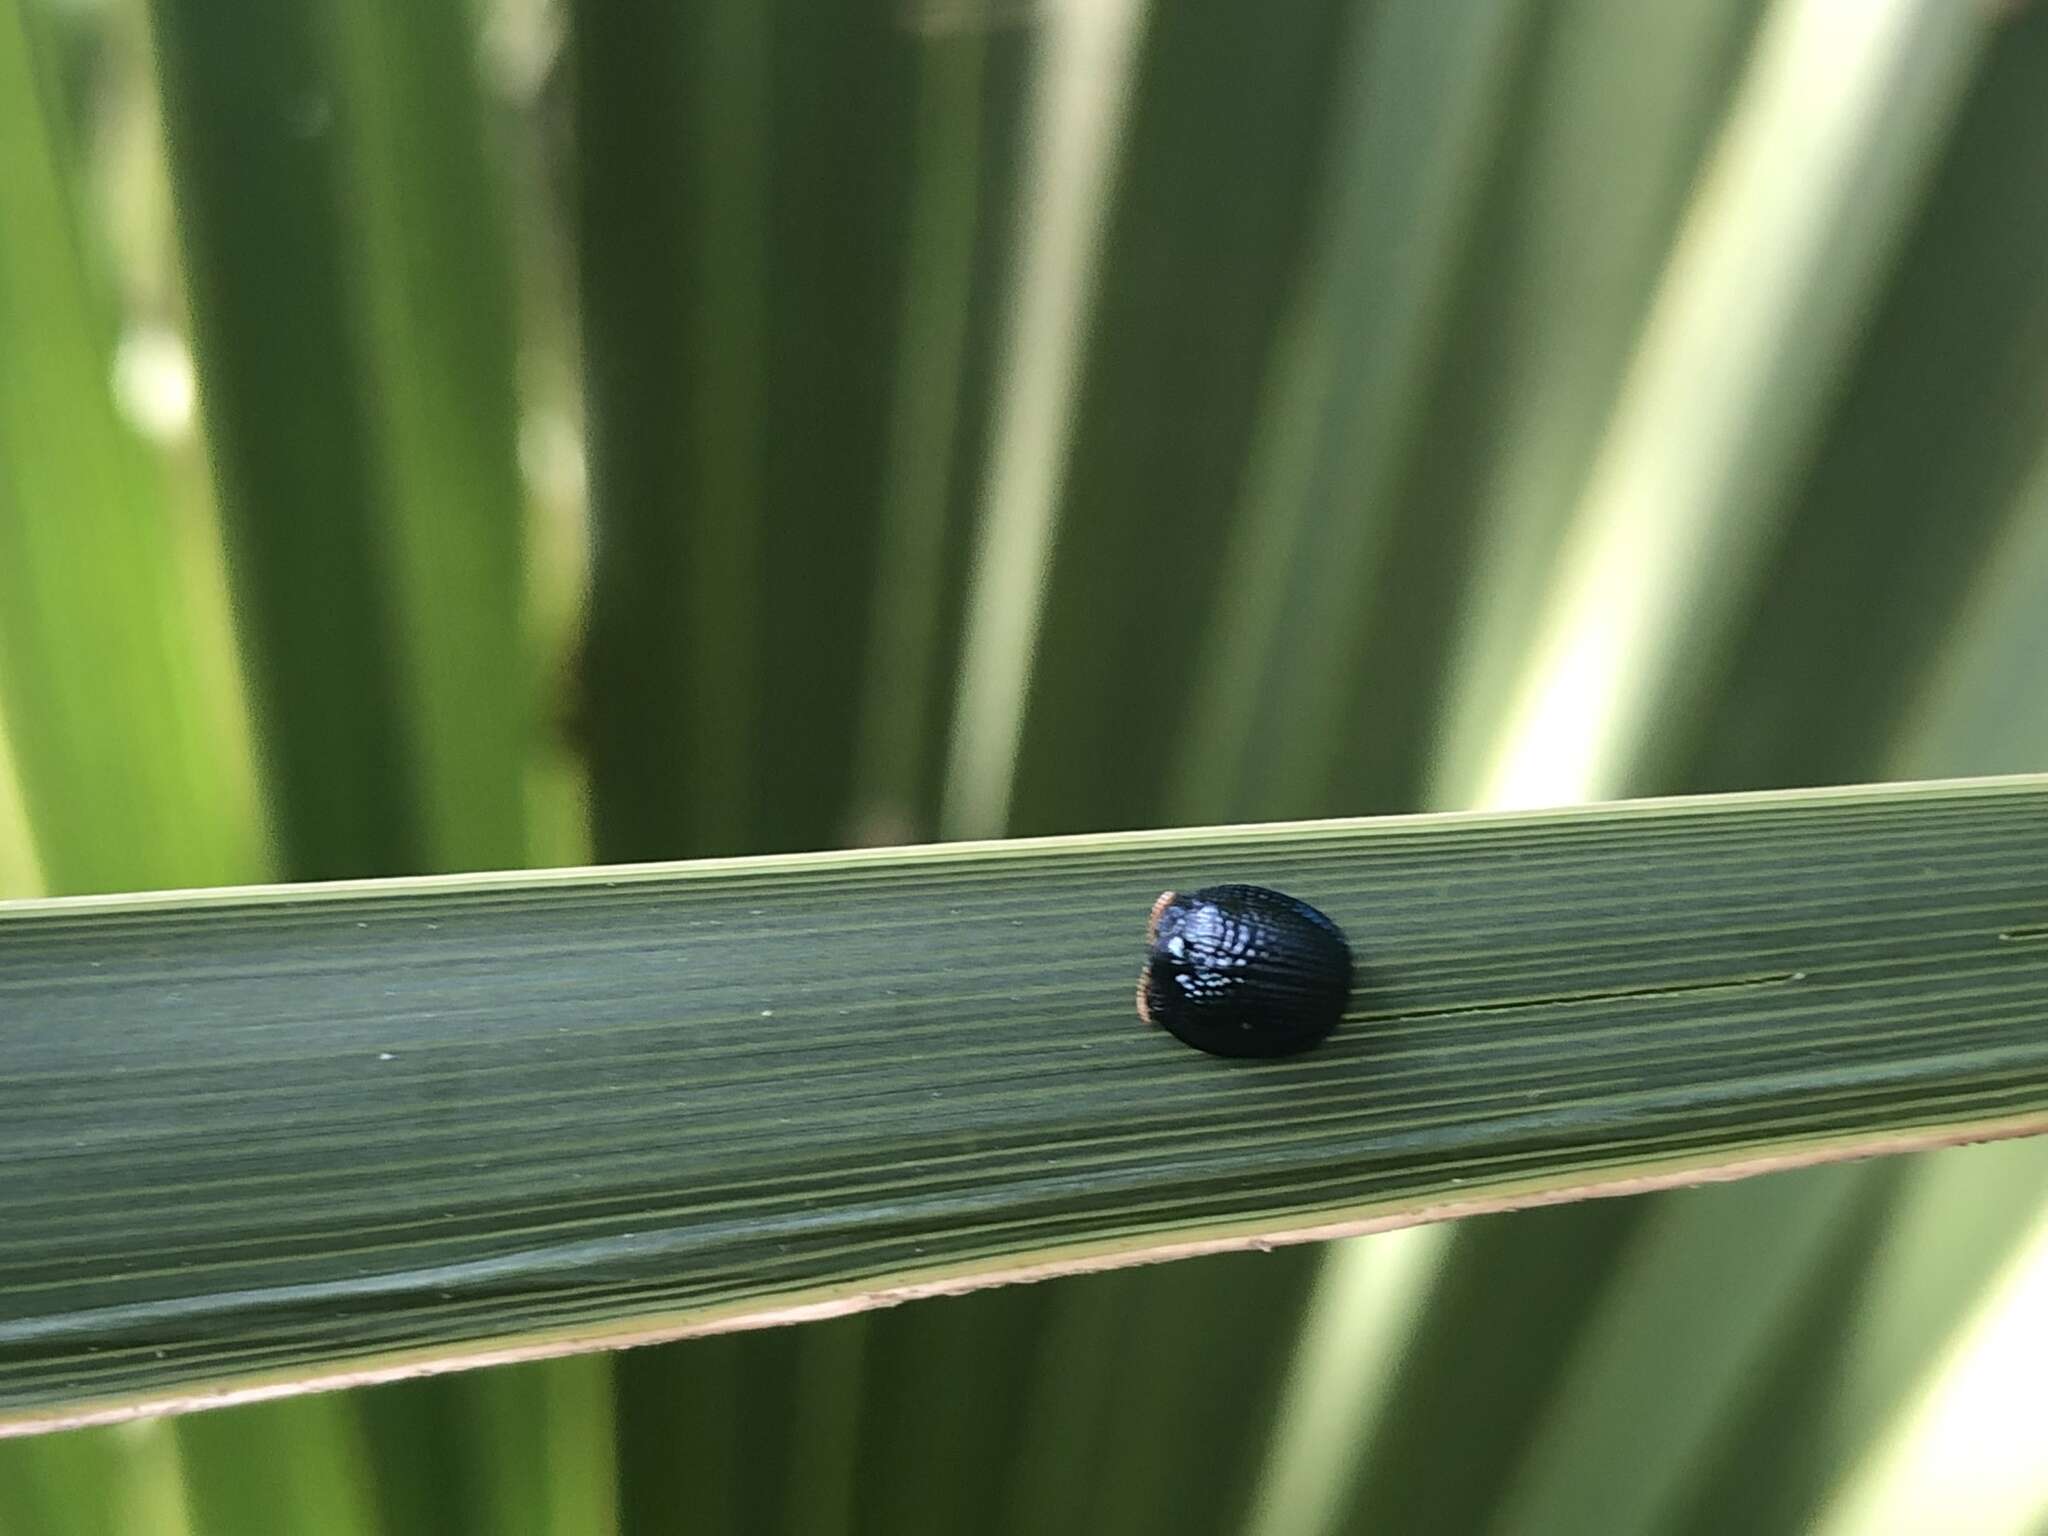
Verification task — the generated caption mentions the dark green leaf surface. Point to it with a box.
[148,0,416,881]
[1007,0,1350,837]
[322,0,531,877]
[574,0,915,862]
[2,776,2046,1431]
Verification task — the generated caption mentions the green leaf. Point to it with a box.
[1477,29,2048,1534]
[1454,0,1984,809]
[2,776,2046,1431]
[858,1289,1051,1536]
[1241,1226,1454,1536]
[1483,1163,1887,1534]
[1000,0,1348,838]
[1676,7,2047,796]
[613,1335,747,1534]
[938,0,1152,841]
[851,26,991,842]
[0,0,264,896]
[472,1359,617,1536]
[1317,1210,1639,1535]
[574,0,919,860]
[133,0,547,1519]
[765,1316,867,1536]
[0,1418,189,1536]
[1413,0,1770,811]
[322,0,531,875]
[176,1397,381,1536]
[1671,1138,2048,1536]
[147,0,414,879]
[1298,12,2006,1531]
[1081,1250,1319,1536]
[994,1272,1138,1536]
[0,717,44,900]
[1166,0,1529,826]
[147,0,528,884]
[352,1360,617,1536]
[1804,1170,2048,1536]
[1893,456,2048,782]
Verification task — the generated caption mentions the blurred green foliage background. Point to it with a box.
[2,0,2047,1530]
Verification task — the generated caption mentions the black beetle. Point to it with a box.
[1136,884,1352,1058]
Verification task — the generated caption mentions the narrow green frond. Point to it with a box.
[1,776,2044,1432]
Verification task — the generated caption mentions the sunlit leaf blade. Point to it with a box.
[0,0,264,897]
[1311,11,2006,1530]
[1674,11,2048,797]
[1656,38,2048,1496]
[1465,0,1982,811]
[1392,0,1770,817]
[0,1419,143,1536]
[1806,1190,2048,1536]
[0,721,40,899]
[938,0,1149,842]
[473,1359,617,1536]
[1501,27,2048,1531]
[175,1397,382,1536]
[1235,1229,1444,1536]
[1671,1137,2048,1536]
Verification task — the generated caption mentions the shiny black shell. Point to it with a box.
[1136,884,1352,1058]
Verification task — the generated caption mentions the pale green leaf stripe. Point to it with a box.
[3,775,2048,1432]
